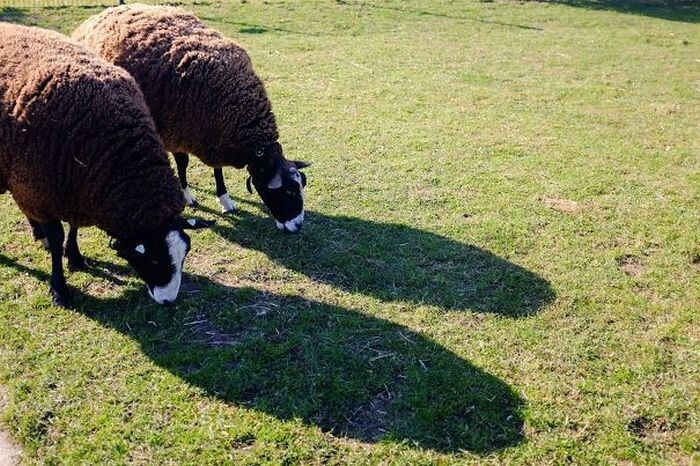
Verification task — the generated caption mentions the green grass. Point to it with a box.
[1,0,699,463]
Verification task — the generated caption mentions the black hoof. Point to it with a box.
[67,255,88,272]
[50,286,73,309]
[29,224,46,242]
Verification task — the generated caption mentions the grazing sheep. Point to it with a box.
[0,23,210,308]
[73,4,311,233]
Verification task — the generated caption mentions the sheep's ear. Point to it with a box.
[178,218,215,230]
[267,173,283,189]
[300,171,307,188]
[246,176,254,194]
[292,160,312,170]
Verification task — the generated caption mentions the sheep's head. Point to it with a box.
[110,218,213,304]
[247,143,311,234]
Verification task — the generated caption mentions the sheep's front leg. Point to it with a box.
[173,152,198,207]
[28,218,49,249]
[64,224,86,272]
[42,220,72,308]
[214,168,235,213]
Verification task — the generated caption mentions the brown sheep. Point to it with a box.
[73,4,311,233]
[0,23,210,308]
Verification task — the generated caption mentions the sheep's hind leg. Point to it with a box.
[42,220,72,308]
[214,168,235,213]
[174,152,198,207]
[64,224,87,272]
[28,218,49,250]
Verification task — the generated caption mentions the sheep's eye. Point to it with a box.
[286,190,293,195]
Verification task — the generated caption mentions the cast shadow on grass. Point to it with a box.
[345,0,543,30]
[0,7,28,24]
[203,0,541,38]
[196,200,555,316]
[199,15,327,37]
[0,253,524,454]
[539,0,699,23]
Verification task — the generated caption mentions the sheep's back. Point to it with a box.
[73,4,277,167]
[72,3,233,129]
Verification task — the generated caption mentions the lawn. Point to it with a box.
[0,0,698,464]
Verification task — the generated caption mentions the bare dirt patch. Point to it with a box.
[626,414,679,447]
[650,102,680,116]
[343,385,394,442]
[690,253,700,269]
[618,255,645,277]
[540,197,582,214]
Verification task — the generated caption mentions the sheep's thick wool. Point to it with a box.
[0,23,185,239]
[73,3,280,170]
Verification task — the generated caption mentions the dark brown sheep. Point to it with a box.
[0,23,209,307]
[73,4,311,233]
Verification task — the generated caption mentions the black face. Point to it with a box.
[111,218,212,304]
[112,229,191,304]
[248,159,310,234]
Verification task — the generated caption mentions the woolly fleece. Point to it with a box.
[0,23,185,239]
[73,4,280,172]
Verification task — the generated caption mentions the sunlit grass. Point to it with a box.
[1,0,698,463]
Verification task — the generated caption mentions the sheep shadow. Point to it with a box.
[537,0,699,23]
[200,201,555,316]
[0,252,525,454]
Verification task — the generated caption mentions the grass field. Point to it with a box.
[1,0,699,464]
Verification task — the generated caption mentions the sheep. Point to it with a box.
[0,23,211,308]
[73,4,311,233]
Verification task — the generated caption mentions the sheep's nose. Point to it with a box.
[280,213,304,234]
[161,299,173,306]
[283,220,302,234]
[290,220,303,233]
